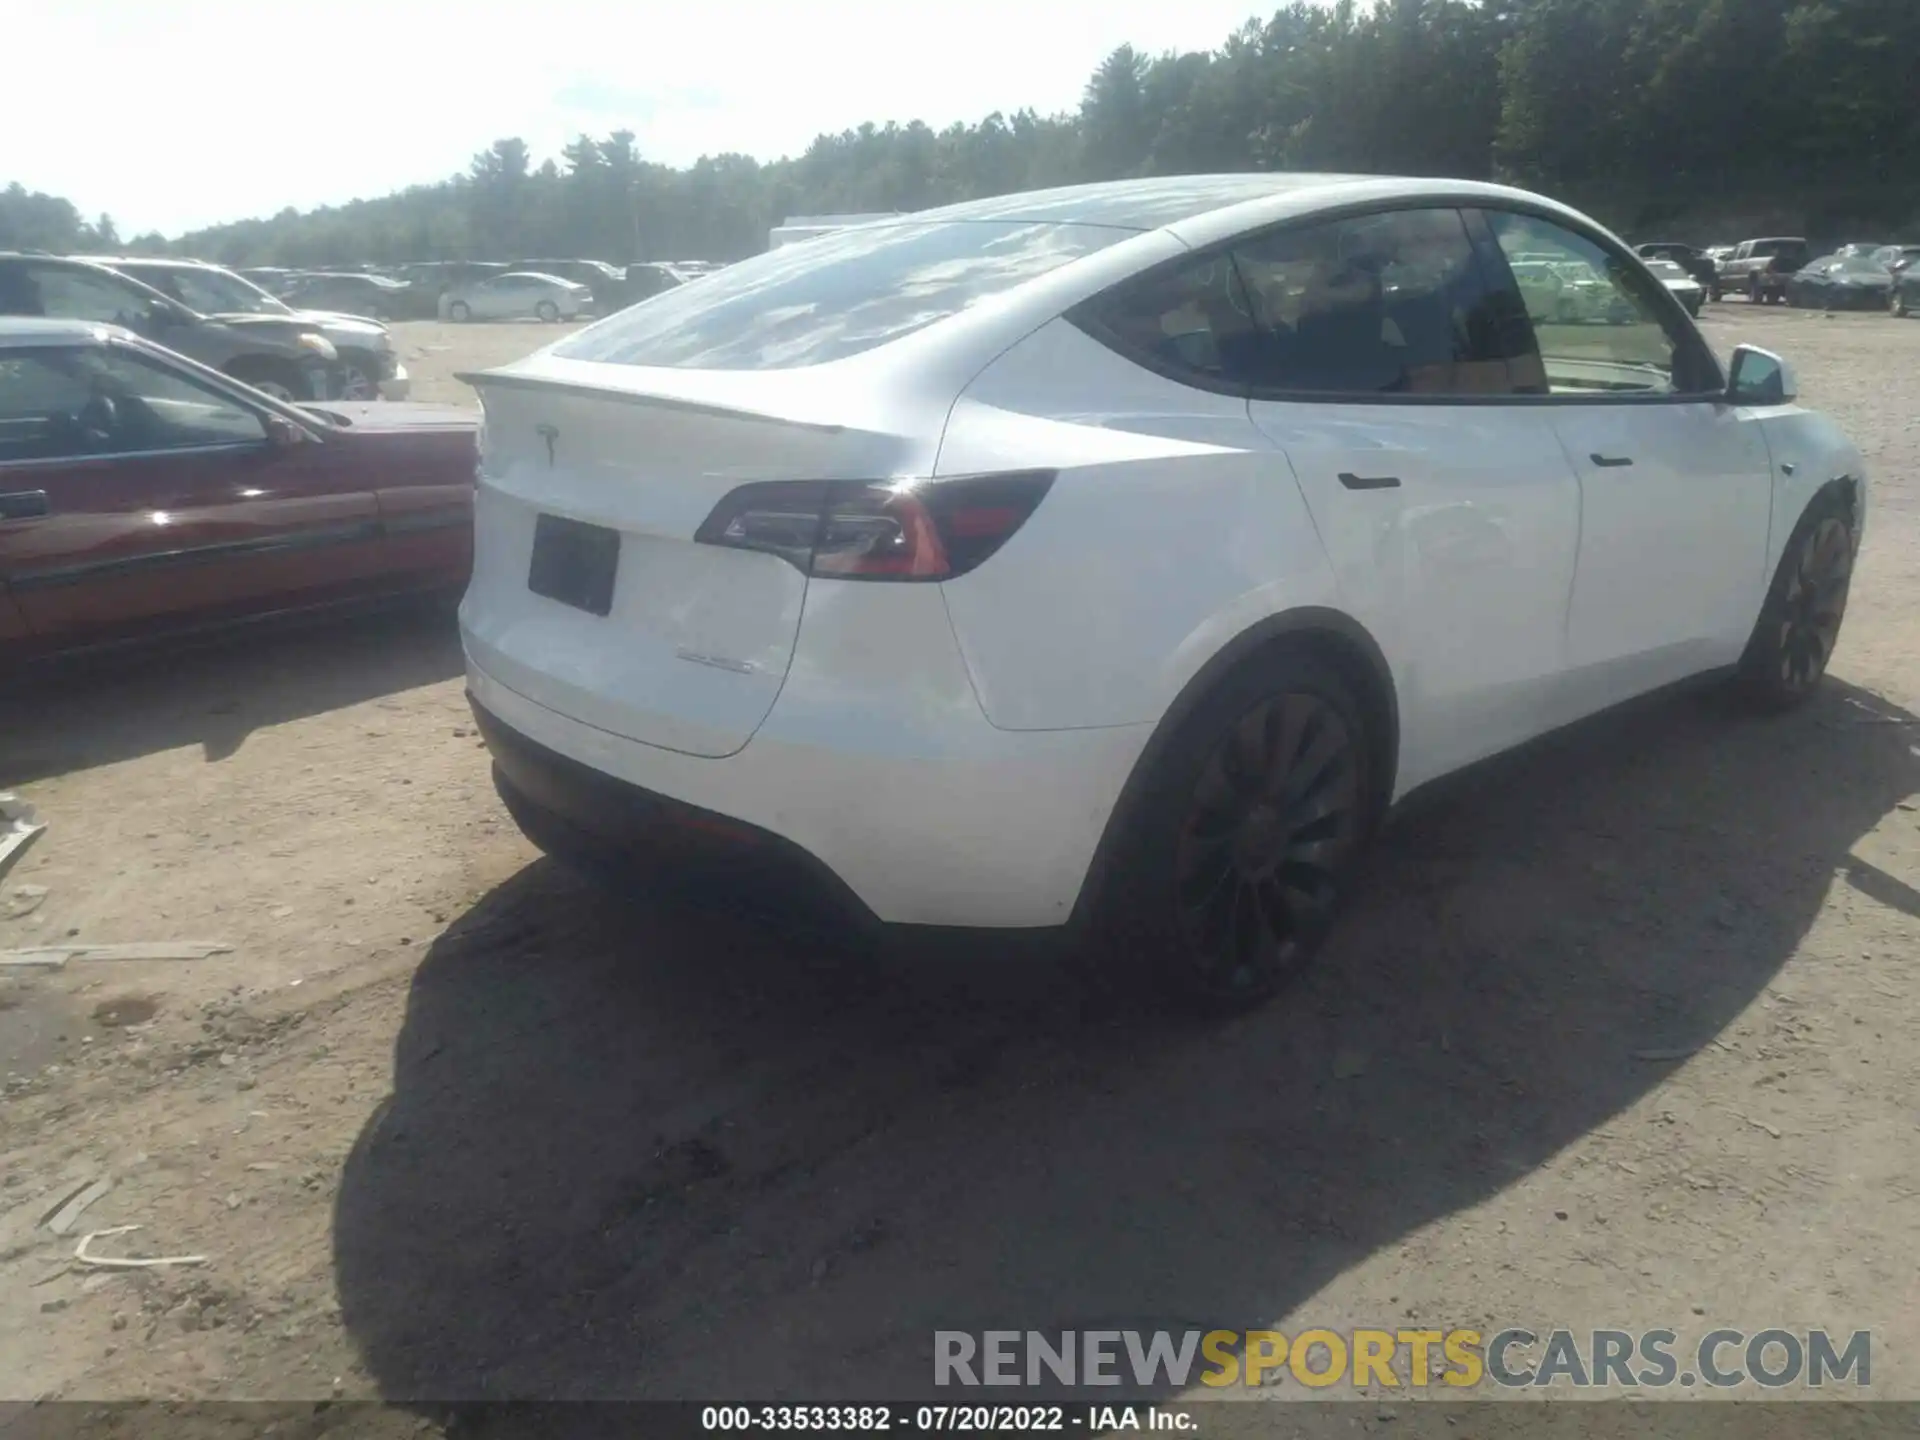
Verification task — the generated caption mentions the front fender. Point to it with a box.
[1754,409,1868,573]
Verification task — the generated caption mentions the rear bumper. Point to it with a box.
[463,635,1152,931]
[473,694,878,930]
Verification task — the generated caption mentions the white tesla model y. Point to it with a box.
[459,174,1867,1007]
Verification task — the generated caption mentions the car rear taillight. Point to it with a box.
[694,472,1054,581]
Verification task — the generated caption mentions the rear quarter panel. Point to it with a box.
[934,317,1341,733]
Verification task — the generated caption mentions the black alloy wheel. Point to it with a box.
[1171,687,1366,1002]
[1741,495,1855,709]
[1773,514,1853,694]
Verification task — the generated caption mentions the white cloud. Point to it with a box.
[2,0,1278,236]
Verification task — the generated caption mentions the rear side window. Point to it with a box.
[1073,207,1539,397]
[1073,255,1266,387]
[555,220,1132,371]
[1230,208,1530,396]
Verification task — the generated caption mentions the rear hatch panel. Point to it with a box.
[462,373,929,758]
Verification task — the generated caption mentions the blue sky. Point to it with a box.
[4,0,1279,236]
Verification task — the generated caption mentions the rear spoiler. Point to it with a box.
[455,369,847,435]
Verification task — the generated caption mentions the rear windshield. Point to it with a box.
[554,219,1133,371]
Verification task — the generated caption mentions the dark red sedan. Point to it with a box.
[0,318,476,662]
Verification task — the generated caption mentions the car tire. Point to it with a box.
[341,361,381,401]
[1747,277,1761,304]
[225,359,306,403]
[1894,291,1909,319]
[447,301,471,323]
[536,300,560,323]
[1737,488,1856,712]
[1095,650,1380,1012]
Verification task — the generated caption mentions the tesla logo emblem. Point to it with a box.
[536,424,559,467]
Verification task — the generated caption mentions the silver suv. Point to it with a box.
[0,254,337,401]
[92,257,408,401]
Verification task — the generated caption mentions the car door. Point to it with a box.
[1233,206,1583,791]
[1470,208,1774,714]
[0,339,383,651]
[472,278,513,320]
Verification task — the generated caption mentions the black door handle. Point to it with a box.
[0,490,49,521]
[1590,454,1634,468]
[1337,471,1401,491]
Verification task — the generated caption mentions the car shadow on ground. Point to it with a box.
[0,601,462,785]
[332,677,1919,1410]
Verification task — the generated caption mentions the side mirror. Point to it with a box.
[263,414,307,448]
[1728,344,1797,405]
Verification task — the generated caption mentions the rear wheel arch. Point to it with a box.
[1069,607,1400,927]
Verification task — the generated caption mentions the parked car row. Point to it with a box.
[1508,255,1639,324]
[1784,243,1920,312]
[234,256,730,319]
[1637,236,1920,316]
[0,253,408,402]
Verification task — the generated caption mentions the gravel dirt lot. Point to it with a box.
[2,310,1917,1421]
